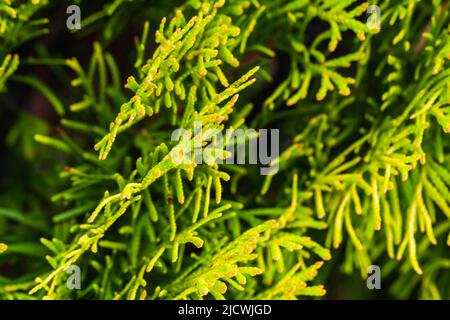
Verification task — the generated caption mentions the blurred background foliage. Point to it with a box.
[0,0,449,300]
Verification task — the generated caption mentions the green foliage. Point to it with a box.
[0,0,48,91]
[0,0,449,300]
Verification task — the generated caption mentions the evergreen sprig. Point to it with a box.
[0,0,449,300]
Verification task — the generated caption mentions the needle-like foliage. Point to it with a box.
[0,0,449,300]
